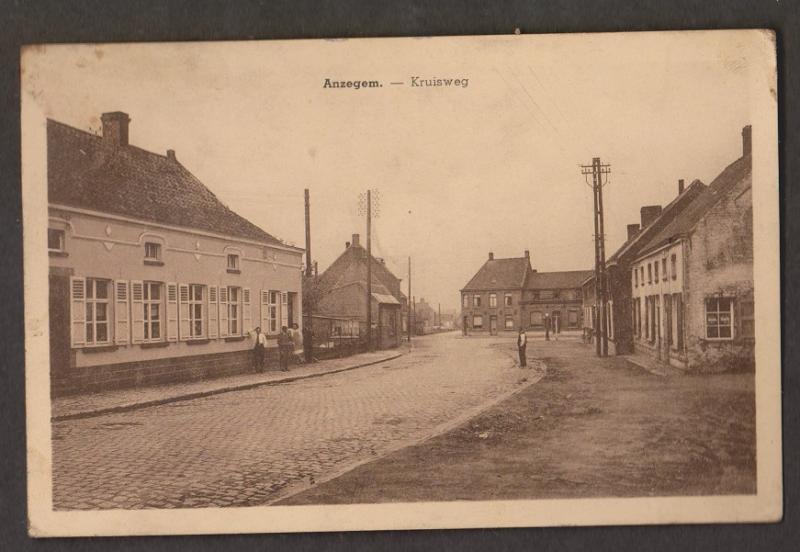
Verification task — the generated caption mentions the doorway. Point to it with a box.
[489,315,498,335]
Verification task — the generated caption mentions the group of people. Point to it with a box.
[250,324,303,373]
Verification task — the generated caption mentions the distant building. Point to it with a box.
[413,298,436,334]
[460,250,591,334]
[313,234,405,349]
[48,112,304,396]
[630,127,754,371]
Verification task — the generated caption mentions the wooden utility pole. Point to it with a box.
[581,157,611,357]
[303,188,313,363]
[407,256,412,342]
[366,189,373,351]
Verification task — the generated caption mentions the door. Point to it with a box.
[663,294,672,361]
[551,310,561,334]
[489,315,498,335]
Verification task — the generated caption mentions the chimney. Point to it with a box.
[640,205,663,229]
[524,249,530,259]
[678,179,685,194]
[100,111,130,147]
[626,223,640,241]
[345,241,351,249]
[166,149,176,161]
[488,252,494,260]
[742,125,752,157]
[352,233,360,247]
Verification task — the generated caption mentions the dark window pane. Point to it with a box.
[708,326,719,338]
[720,326,731,338]
[96,303,107,322]
[96,323,107,342]
[96,280,108,299]
[86,304,93,321]
[151,285,160,300]
[144,323,149,340]
[152,323,160,339]
[86,323,93,342]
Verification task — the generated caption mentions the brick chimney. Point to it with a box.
[742,125,752,157]
[351,233,360,247]
[640,205,662,229]
[524,249,530,259]
[626,223,640,241]
[678,179,685,194]
[166,149,176,161]
[101,111,130,147]
[488,252,494,260]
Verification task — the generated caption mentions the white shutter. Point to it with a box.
[70,276,86,347]
[280,291,289,328]
[208,286,218,338]
[178,284,190,340]
[166,282,178,342]
[130,280,145,344]
[114,280,129,345]
[243,288,252,333]
[219,286,229,337]
[260,290,269,332]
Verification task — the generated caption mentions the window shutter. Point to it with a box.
[70,276,86,347]
[280,291,289,328]
[208,286,218,338]
[243,287,252,333]
[114,280,130,345]
[219,286,229,337]
[260,290,269,332]
[130,280,145,344]
[166,282,178,342]
[178,284,190,340]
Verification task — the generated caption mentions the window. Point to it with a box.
[640,267,645,285]
[568,310,579,328]
[489,293,497,307]
[504,294,512,307]
[540,290,554,300]
[472,315,483,329]
[473,295,481,307]
[462,294,469,308]
[48,228,65,252]
[662,258,668,280]
[269,290,279,333]
[648,263,652,284]
[675,293,684,349]
[143,281,162,341]
[654,261,659,283]
[85,278,111,345]
[740,297,755,339]
[706,297,733,339]
[530,311,543,326]
[144,242,161,260]
[504,316,514,329]
[228,286,241,335]
[671,254,678,280]
[634,268,639,287]
[189,284,204,337]
[227,254,240,271]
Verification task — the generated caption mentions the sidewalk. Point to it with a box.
[52,350,403,421]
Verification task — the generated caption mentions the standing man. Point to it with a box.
[517,327,528,367]
[250,326,267,373]
[544,313,550,341]
[554,315,560,341]
[278,325,293,372]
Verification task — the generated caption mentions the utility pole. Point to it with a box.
[581,157,611,357]
[366,189,373,351]
[407,256,412,343]
[303,188,313,363]
[438,303,441,328]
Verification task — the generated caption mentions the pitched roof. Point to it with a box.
[635,154,751,259]
[461,257,531,291]
[525,269,594,290]
[47,118,290,247]
[606,179,707,266]
[316,243,406,302]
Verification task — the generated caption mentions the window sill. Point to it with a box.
[224,336,246,342]
[144,259,164,266]
[140,341,170,349]
[186,338,211,345]
[226,268,241,274]
[79,344,118,353]
[48,250,69,257]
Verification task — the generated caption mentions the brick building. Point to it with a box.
[460,250,590,334]
[630,127,754,371]
[313,234,405,349]
[48,112,304,396]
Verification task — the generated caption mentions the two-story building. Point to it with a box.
[48,112,304,396]
[460,250,590,334]
[630,126,754,371]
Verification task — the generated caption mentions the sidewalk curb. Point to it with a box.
[52,353,404,422]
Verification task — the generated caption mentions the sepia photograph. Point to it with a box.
[21,30,781,536]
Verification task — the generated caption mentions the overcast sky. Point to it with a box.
[24,32,763,311]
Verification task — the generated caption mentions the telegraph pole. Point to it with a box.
[366,189,373,351]
[581,157,611,357]
[303,188,313,363]
[407,256,412,343]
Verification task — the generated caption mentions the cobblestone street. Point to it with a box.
[52,333,536,509]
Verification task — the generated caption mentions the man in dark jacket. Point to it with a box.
[278,326,293,372]
[517,327,528,367]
